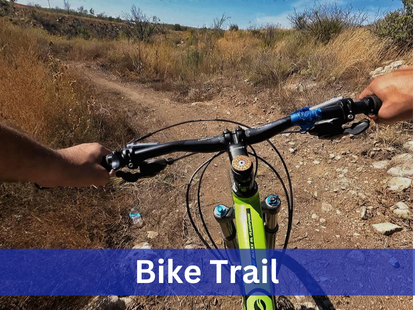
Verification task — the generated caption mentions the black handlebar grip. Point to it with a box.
[101,155,112,172]
[364,95,382,116]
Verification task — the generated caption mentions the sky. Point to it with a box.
[18,0,404,29]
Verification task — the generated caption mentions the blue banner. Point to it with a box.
[0,249,412,296]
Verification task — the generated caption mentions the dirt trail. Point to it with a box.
[77,64,413,310]
[81,64,218,126]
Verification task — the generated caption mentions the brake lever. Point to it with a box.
[308,119,370,139]
[116,158,174,182]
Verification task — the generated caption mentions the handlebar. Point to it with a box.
[102,96,382,173]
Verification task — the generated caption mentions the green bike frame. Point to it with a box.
[233,191,275,310]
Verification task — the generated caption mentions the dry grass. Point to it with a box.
[0,20,140,307]
[0,19,137,250]
[51,26,411,100]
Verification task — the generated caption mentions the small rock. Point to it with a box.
[319,218,326,224]
[390,60,404,68]
[147,231,159,239]
[312,213,318,219]
[133,242,151,249]
[347,250,365,265]
[387,177,412,191]
[370,60,404,78]
[388,257,400,268]
[360,207,370,220]
[313,160,320,165]
[120,297,133,308]
[391,202,412,219]
[335,155,341,160]
[88,296,126,310]
[387,166,413,177]
[329,154,335,159]
[372,223,403,236]
[372,160,389,169]
[391,153,413,165]
[403,141,413,152]
[322,202,333,213]
[289,148,296,153]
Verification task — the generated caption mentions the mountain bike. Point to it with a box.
[103,96,382,310]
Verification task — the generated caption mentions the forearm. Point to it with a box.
[0,123,111,187]
[0,123,65,185]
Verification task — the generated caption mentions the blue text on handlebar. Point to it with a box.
[290,107,322,132]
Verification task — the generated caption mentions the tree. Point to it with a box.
[212,12,230,30]
[77,6,87,15]
[63,0,70,13]
[89,8,94,16]
[124,5,159,42]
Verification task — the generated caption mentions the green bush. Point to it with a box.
[288,3,366,43]
[373,0,413,50]
[173,23,182,31]
[229,23,239,31]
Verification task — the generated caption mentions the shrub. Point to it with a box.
[373,0,413,50]
[229,23,239,31]
[173,23,183,31]
[259,24,290,47]
[288,2,367,43]
[124,5,159,42]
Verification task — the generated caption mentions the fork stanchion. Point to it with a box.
[213,205,238,249]
[262,195,281,249]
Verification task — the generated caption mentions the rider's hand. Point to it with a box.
[359,66,413,124]
[40,143,111,188]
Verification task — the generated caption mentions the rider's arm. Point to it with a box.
[0,123,110,187]
[359,66,413,124]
